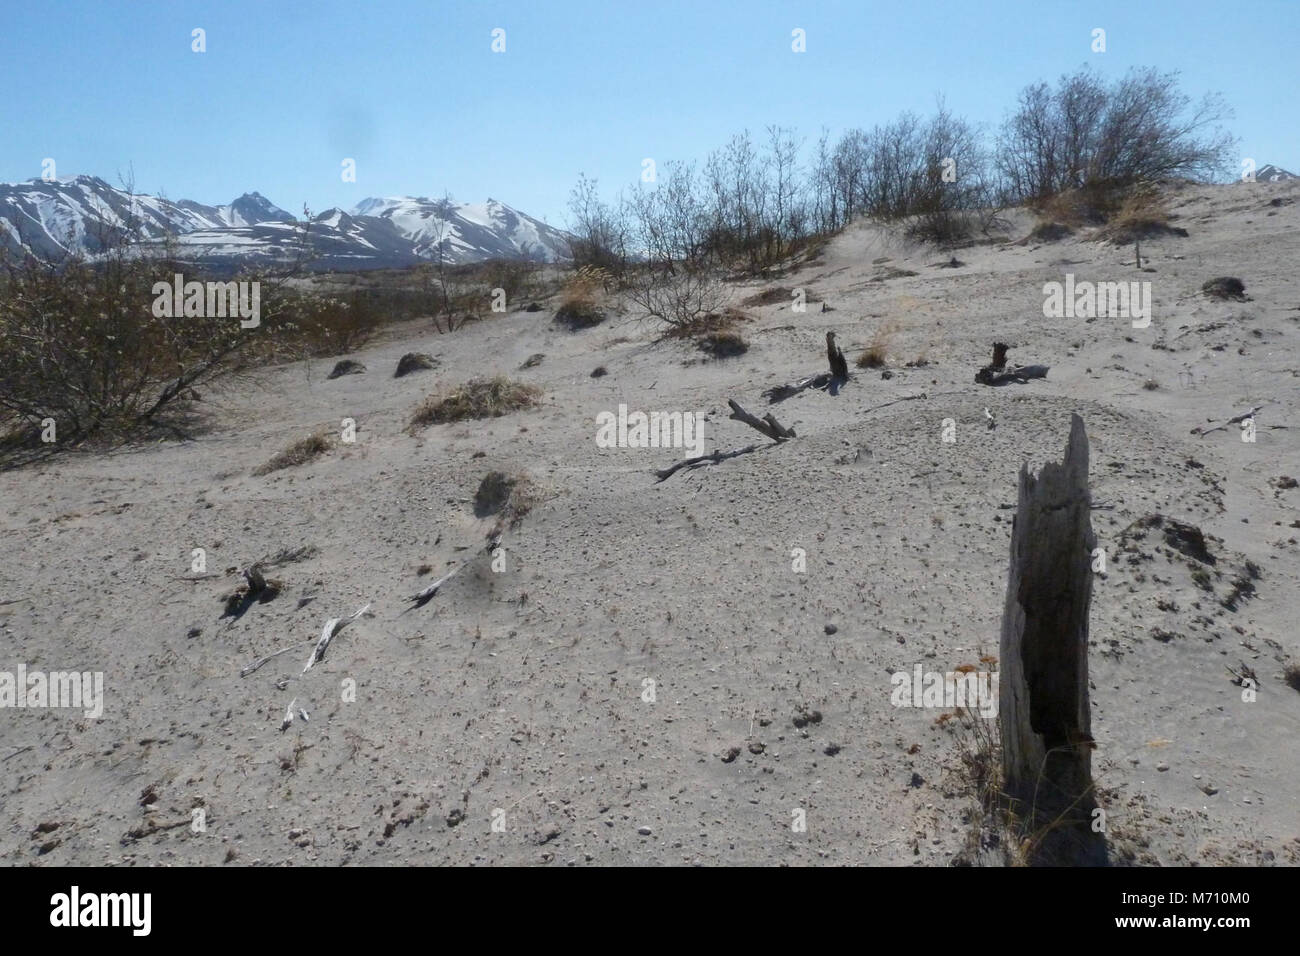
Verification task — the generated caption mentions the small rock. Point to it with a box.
[720,746,741,763]
[1200,784,1219,796]
[824,623,838,635]
[1156,762,1169,772]
[637,826,652,836]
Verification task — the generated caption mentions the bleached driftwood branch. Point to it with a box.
[240,640,313,678]
[302,604,371,674]
[402,564,463,613]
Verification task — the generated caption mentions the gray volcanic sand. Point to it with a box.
[2,180,1298,865]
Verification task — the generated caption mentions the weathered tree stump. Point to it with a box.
[998,413,1106,864]
[826,331,849,382]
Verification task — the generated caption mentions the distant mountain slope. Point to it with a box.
[135,208,423,274]
[352,195,570,263]
[0,176,571,271]
[1252,164,1297,182]
[0,175,231,259]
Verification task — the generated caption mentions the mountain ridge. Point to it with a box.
[0,176,571,271]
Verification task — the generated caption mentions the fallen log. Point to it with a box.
[763,373,832,403]
[1192,405,1264,437]
[728,399,795,440]
[976,364,1049,386]
[654,444,760,482]
[976,342,1048,386]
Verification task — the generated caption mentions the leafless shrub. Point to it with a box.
[625,264,731,329]
[998,67,1235,207]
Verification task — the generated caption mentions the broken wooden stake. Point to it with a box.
[826,331,849,382]
[998,413,1105,864]
[242,564,267,595]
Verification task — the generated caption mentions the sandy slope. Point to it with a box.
[2,181,1297,866]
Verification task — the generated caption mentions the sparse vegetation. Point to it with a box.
[554,266,610,329]
[696,328,748,358]
[998,66,1235,208]
[856,321,899,368]
[1098,186,1188,243]
[1202,276,1248,301]
[1284,662,1300,693]
[327,359,366,379]
[394,352,438,378]
[473,470,543,537]
[409,376,541,429]
[253,431,333,476]
[625,264,730,329]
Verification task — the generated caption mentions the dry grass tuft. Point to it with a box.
[856,321,900,368]
[554,267,610,329]
[253,431,333,476]
[409,376,541,430]
[1098,186,1188,243]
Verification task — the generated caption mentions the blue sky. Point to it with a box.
[2,0,1295,225]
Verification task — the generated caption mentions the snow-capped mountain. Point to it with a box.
[182,191,298,228]
[1251,164,1298,182]
[132,208,423,274]
[352,195,570,263]
[0,175,229,259]
[0,176,570,272]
